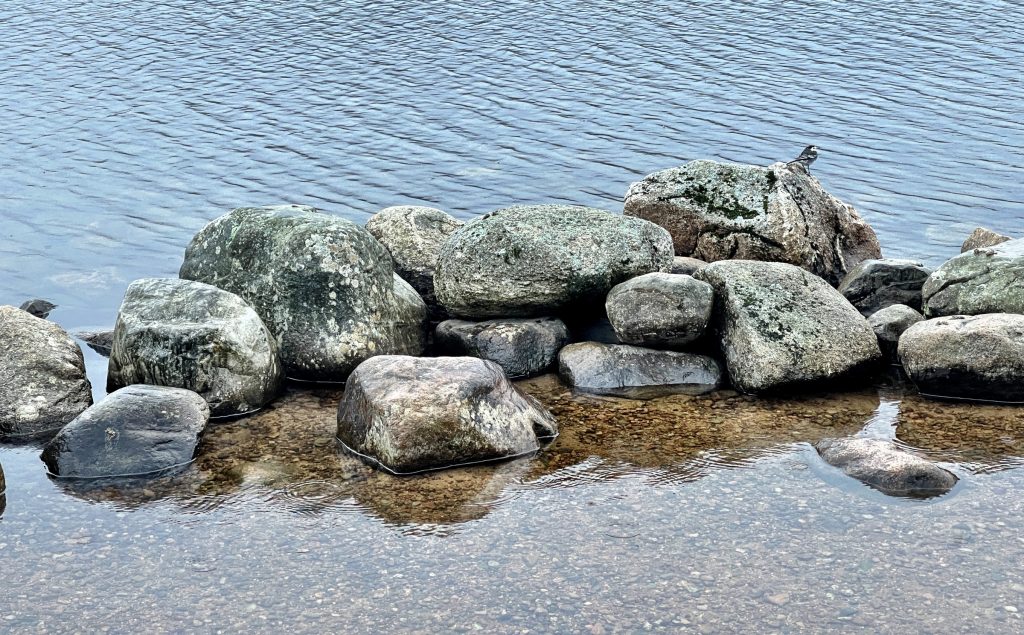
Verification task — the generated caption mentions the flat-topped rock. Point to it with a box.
[557,342,721,398]
[922,238,1024,317]
[605,273,713,348]
[435,317,569,378]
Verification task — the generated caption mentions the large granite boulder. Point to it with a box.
[433,205,674,319]
[694,261,882,393]
[922,238,1024,317]
[337,356,557,473]
[867,304,924,359]
[41,385,209,478]
[435,317,569,378]
[0,306,93,439]
[898,314,1024,402]
[961,227,1010,252]
[107,278,284,417]
[605,272,714,348]
[179,205,427,380]
[557,342,721,398]
[816,437,957,498]
[838,258,931,315]
[624,160,881,285]
[365,205,463,318]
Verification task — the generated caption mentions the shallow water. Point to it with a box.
[2,0,1024,632]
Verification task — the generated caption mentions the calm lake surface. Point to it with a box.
[2,0,1023,632]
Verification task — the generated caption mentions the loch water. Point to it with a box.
[2,1,1024,632]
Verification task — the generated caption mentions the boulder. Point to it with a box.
[557,342,721,398]
[669,256,709,276]
[922,238,1024,317]
[41,385,209,478]
[898,314,1024,402]
[19,299,56,319]
[0,306,93,439]
[433,204,674,319]
[605,272,714,348]
[624,160,881,285]
[74,330,114,357]
[694,261,882,393]
[365,205,463,318]
[179,205,427,380]
[816,437,957,498]
[838,258,931,315]
[435,317,569,378]
[107,278,284,417]
[337,356,557,473]
[867,304,924,359]
[961,227,1010,252]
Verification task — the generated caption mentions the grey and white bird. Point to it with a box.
[786,145,819,172]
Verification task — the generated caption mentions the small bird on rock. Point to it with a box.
[19,299,57,319]
[786,145,819,173]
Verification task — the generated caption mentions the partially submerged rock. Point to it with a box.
[838,258,931,315]
[867,304,924,359]
[337,356,557,473]
[557,342,721,398]
[433,204,674,318]
[695,261,882,393]
[816,437,957,498]
[435,317,569,378]
[179,205,427,380]
[107,278,284,417]
[961,227,1010,252]
[41,385,209,478]
[0,306,93,439]
[605,272,714,348]
[624,160,881,285]
[19,299,57,319]
[74,330,114,357]
[922,238,1024,317]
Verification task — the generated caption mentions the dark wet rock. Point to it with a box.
[557,342,721,398]
[0,305,93,439]
[19,299,57,319]
[669,256,709,276]
[922,238,1024,317]
[695,261,882,393]
[433,204,674,319]
[624,160,881,285]
[838,258,931,315]
[179,205,427,381]
[41,385,209,478]
[898,313,1024,401]
[867,304,924,359]
[961,226,1010,252]
[74,329,115,357]
[107,278,284,417]
[337,356,557,473]
[365,205,463,318]
[605,272,714,348]
[435,317,569,378]
[815,437,957,498]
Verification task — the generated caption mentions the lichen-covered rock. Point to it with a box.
[922,238,1024,317]
[365,205,463,318]
[816,437,957,498]
[624,160,881,285]
[898,314,1024,401]
[557,342,721,398]
[179,205,427,380]
[868,304,924,359]
[0,306,93,439]
[337,356,557,473]
[669,256,709,276]
[961,227,1010,252]
[695,261,882,393]
[433,205,674,319]
[40,385,209,478]
[605,273,714,348]
[838,258,931,315]
[435,317,569,378]
[107,278,284,417]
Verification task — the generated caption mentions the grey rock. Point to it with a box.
[605,272,714,348]
[337,356,557,473]
[557,342,721,398]
[961,226,1010,252]
[695,261,882,393]
[898,314,1024,402]
[365,205,463,318]
[816,437,957,498]
[624,160,881,285]
[433,204,674,319]
[435,317,569,378]
[19,299,57,319]
[40,385,209,478]
[179,205,427,380]
[0,306,93,439]
[107,278,284,417]
[74,330,114,357]
[838,258,931,315]
[669,256,709,276]
[922,238,1024,317]
[867,304,924,358]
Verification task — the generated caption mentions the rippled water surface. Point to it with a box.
[2,0,1024,632]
